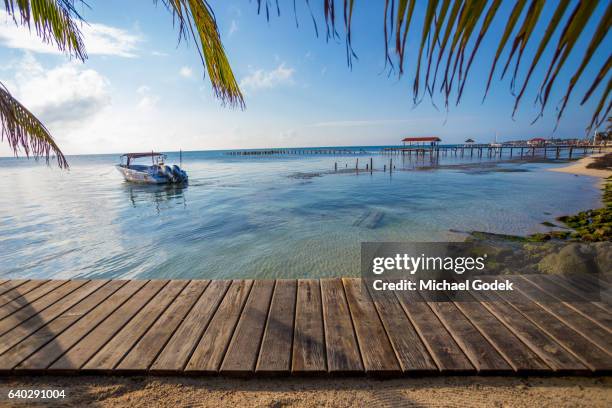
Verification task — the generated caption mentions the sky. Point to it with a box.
[0,0,610,156]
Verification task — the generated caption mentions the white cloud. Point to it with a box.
[8,54,110,127]
[136,85,159,110]
[239,63,294,92]
[179,66,193,78]
[0,12,141,57]
[228,20,239,37]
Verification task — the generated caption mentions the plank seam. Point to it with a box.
[79,280,171,370]
[318,279,328,372]
[42,280,151,369]
[390,289,443,372]
[0,280,29,297]
[145,280,211,371]
[363,281,403,373]
[6,281,131,369]
[179,280,233,371]
[0,280,73,327]
[520,276,612,335]
[214,280,256,372]
[0,280,88,337]
[420,293,484,372]
[481,285,597,371]
[0,281,48,308]
[254,279,278,372]
[112,280,192,370]
[0,281,113,359]
[512,277,612,357]
[541,275,609,314]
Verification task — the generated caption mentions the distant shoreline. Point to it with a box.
[549,153,611,187]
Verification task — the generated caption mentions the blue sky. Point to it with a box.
[0,1,610,155]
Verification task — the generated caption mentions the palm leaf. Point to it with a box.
[0,83,68,168]
[586,77,611,132]
[4,0,86,61]
[512,0,570,117]
[160,0,244,108]
[556,1,612,124]
[456,0,501,103]
[412,0,439,103]
[537,1,598,116]
[483,0,526,99]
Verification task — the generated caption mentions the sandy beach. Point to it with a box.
[549,153,612,185]
[2,375,611,407]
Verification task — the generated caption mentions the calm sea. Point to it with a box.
[0,147,602,279]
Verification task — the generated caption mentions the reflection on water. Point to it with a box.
[125,183,188,212]
[0,149,602,280]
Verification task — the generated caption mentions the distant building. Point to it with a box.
[527,137,546,146]
[464,138,475,145]
[402,136,441,147]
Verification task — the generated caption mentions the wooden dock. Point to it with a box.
[0,275,610,376]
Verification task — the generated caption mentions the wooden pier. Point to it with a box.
[226,148,370,156]
[225,145,610,159]
[0,275,610,376]
[383,144,610,159]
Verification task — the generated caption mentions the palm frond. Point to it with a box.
[159,0,244,108]
[4,0,87,61]
[271,0,610,132]
[0,83,68,168]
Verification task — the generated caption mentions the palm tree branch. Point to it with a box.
[0,82,68,168]
[4,0,87,61]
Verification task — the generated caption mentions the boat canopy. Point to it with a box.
[120,152,166,166]
[121,152,165,159]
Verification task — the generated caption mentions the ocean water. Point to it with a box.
[0,147,602,280]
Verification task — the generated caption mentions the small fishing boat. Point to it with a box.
[116,152,188,184]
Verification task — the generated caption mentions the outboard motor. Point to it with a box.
[171,165,184,182]
[163,165,178,183]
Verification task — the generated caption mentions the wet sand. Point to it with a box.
[1,376,611,407]
[549,154,611,185]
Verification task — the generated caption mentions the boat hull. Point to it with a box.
[116,165,171,184]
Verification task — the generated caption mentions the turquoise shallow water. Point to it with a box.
[0,148,602,279]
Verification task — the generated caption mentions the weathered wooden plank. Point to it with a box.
[422,290,512,373]
[256,279,297,374]
[0,281,126,371]
[0,281,104,356]
[453,299,550,372]
[0,280,48,308]
[545,275,610,313]
[117,280,209,372]
[185,280,253,373]
[524,275,612,331]
[220,280,275,375]
[570,274,612,304]
[343,278,400,375]
[0,280,28,297]
[320,278,363,374]
[366,282,437,373]
[83,281,188,371]
[395,289,474,373]
[292,279,326,374]
[0,280,68,323]
[511,276,612,353]
[0,280,85,336]
[47,280,167,371]
[471,286,587,373]
[480,277,612,372]
[16,280,147,370]
[151,280,230,372]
